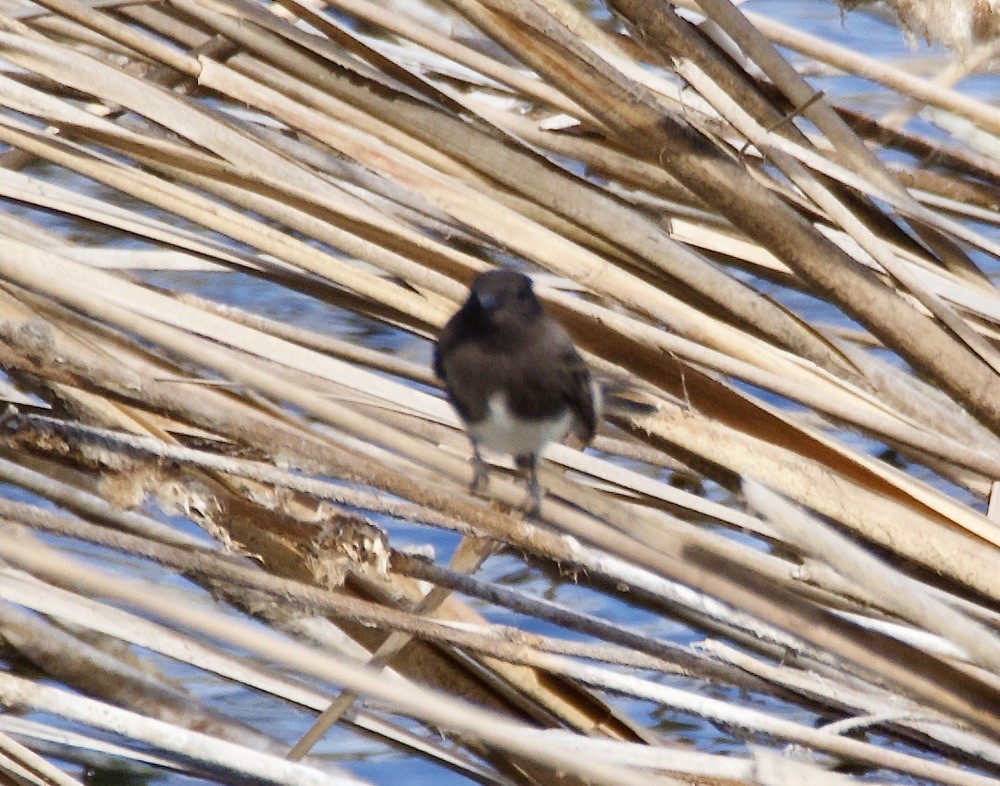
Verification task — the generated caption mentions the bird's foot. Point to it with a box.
[520,484,542,517]
[470,448,489,496]
[516,454,543,517]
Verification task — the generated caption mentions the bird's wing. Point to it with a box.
[560,346,598,442]
[433,309,490,423]
[432,343,446,381]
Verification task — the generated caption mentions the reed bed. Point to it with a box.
[0,0,995,782]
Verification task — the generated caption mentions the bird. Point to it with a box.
[434,269,600,515]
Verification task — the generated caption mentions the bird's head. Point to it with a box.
[469,270,542,323]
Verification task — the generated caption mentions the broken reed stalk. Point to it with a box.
[0,507,681,679]
[0,529,661,786]
[0,520,991,786]
[1,239,1000,772]
[0,0,997,782]
[745,482,1000,676]
[586,0,1000,432]
[0,673,368,786]
[0,567,500,781]
[0,729,84,786]
[8,517,996,772]
[724,2,1000,137]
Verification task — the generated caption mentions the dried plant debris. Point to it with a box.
[838,0,1000,51]
[308,516,392,588]
[0,0,995,784]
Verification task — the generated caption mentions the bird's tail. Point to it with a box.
[598,378,658,418]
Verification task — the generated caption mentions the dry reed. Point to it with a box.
[0,0,995,783]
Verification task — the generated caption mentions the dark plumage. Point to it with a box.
[434,269,599,514]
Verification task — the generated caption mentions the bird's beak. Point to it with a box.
[474,291,501,311]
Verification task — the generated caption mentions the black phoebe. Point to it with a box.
[434,270,599,514]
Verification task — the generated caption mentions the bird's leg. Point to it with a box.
[516,454,542,516]
[470,440,489,495]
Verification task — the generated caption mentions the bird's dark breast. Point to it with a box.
[439,340,567,418]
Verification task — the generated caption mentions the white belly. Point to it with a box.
[469,393,573,457]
